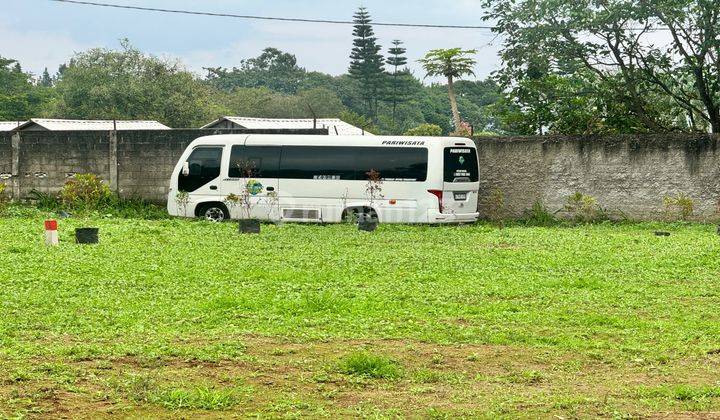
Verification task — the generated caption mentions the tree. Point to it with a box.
[338,110,379,134]
[482,0,720,133]
[40,68,53,87]
[348,7,385,119]
[221,87,347,119]
[419,48,477,131]
[385,40,413,128]
[404,123,442,136]
[51,40,226,127]
[206,47,305,94]
[0,56,52,120]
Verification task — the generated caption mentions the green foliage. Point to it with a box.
[2,216,720,415]
[221,86,346,119]
[152,385,240,410]
[206,47,304,95]
[43,174,166,219]
[664,193,695,221]
[385,40,414,127]
[59,174,113,211]
[50,40,226,128]
[419,48,478,130]
[103,197,169,220]
[404,123,442,136]
[338,110,378,134]
[338,352,401,379]
[0,56,54,120]
[483,0,720,133]
[419,48,478,81]
[564,192,604,223]
[521,200,558,226]
[2,37,505,134]
[348,7,386,118]
[638,384,720,402]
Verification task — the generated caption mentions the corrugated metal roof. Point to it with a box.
[202,116,373,136]
[0,121,25,132]
[16,118,171,131]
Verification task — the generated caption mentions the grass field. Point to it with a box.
[1,210,720,418]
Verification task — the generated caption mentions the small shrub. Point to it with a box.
[404,123,442,137]
[152,385,239,410]
[338,351,401,379]
[28,189,60,210]
[663,193,694,221]
[521,201,558,226]
[564,192,602,223]
[59,174,112,210]
[106,196,169,220]
[472,131,500,138]
[504,370,545,385]
[413,368,441,384]
[638,384,720,402]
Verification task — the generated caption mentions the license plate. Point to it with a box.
[454,192,467,200]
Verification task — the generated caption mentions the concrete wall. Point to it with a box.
[2,130,719,220]
[475,134,720,220]
[0,133,12,181]
[4,128,325,203]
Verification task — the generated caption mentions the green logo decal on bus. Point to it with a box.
[247,179,263,196]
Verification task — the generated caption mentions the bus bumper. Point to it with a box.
[427,210,479,224]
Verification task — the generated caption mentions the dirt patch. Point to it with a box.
[2,336,720,418]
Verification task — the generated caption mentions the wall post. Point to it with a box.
[108,130,118,194]
[11,132,20,200]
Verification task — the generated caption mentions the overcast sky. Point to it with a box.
[0,0,501,81]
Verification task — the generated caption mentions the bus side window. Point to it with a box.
[229,145,281,178]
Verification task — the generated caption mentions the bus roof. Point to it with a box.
[190,134,476,149]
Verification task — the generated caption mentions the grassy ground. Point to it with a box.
[1,210,719,418]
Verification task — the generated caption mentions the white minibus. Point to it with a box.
[167,135,479,224]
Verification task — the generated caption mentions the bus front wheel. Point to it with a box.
[196,203,229,222]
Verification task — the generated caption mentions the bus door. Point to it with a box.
[178,146,224,211]
[225,145,281,220]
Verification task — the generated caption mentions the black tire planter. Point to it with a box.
[357,213,378,232]
[75,227,99,244]
[239,219,261,234]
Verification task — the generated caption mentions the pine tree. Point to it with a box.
[348,7,385,118]
[385,39,411,127]
[40,67,53,87]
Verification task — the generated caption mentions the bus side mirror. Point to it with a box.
[181,162,190,176]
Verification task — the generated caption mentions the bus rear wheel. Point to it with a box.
[196,203,229,222]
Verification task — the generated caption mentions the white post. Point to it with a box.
[44,220,59,246]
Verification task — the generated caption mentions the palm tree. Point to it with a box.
[419,48,477,131]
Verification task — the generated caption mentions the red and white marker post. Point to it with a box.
[45,220,59,246]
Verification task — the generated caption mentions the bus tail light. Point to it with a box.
[427,189,443,212]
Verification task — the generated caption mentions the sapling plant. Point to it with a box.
[340,187,354,223]
[359,169,383,231]
[174,190,190,217]
[365,169,384,209]
[264,190,280,221]
[230,159,262,233]
[223,193,241,216]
